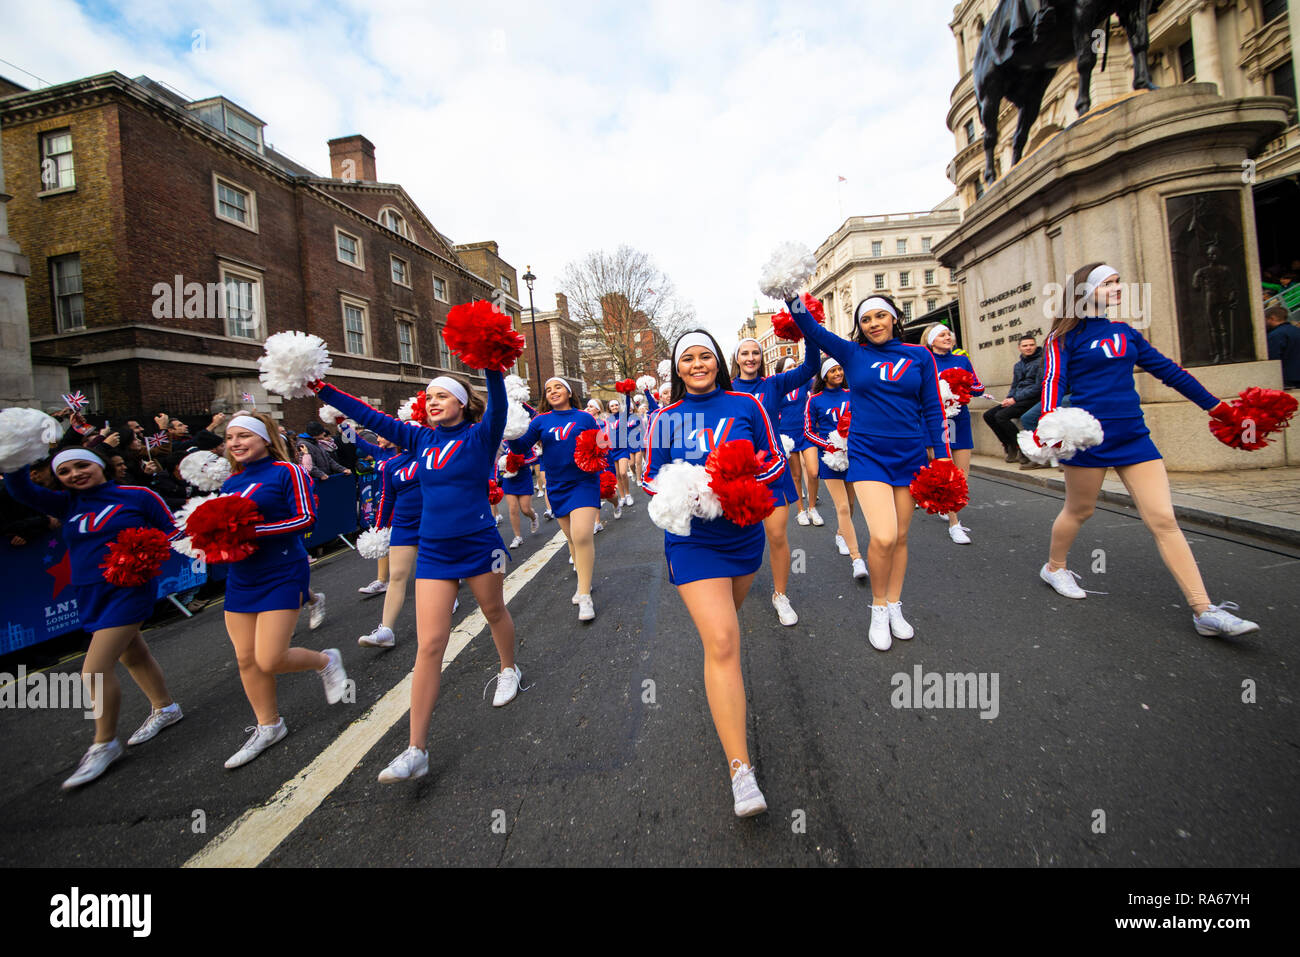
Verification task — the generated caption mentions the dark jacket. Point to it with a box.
[1267,322,1300,388]
[1008,347,1046,403]
[298,434,348,480]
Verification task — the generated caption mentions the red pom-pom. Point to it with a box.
[185,495,264,563]
[600,470,618,501]
[772,293,826,342]
[100,527,172,587]
[410,392,429,425]
[441,300,526,372]
[939,368,975,405]
[573,428,608,472]
[1207,387,1298,450]
[909,460,970,515]
[504,452,526,475]
[713,476,775,526]
[615,379,635,395]
[705,439,762,483]
[488,480,504,505]
[836,409,851,439]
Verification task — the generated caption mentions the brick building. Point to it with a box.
[519,292,584,400]
[581,292,665,400]
[451,240,526,383]
[0,72,516,425]
[737,307,799,373]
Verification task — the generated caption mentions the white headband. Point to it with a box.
[52,448,106,471]
[734,337,761,359]
[227,414,270,443]
[1080,264,1119,301]
[427,376,469,407]
[673,332,716,365]
[926,324,949,346]
[820,358,842,379]
[544,376,571,395]
[855,296,898,323]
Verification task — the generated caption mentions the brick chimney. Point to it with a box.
[555,292,569,319]
[328,135,376,182]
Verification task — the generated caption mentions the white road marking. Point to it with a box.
[184,531,569,869]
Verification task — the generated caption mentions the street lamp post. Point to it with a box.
[523,266,542,400]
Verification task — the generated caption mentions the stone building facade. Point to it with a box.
[520,292,585,400]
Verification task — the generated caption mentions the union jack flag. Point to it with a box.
[146,431,168,449]
[241,392,255,403]
[61,391,87,411]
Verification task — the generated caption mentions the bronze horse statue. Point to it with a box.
[973,0,1163,183]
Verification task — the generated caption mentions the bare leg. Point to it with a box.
[949,448,971,528]
[81,624,169,743]
[763,504,792,594]
[678,575,753,772]
[800,447,820,511]
[1047,466,1108,570]
[825,478,860,559]
[464,570,515,670]
[380,545,416,630]
[885,485,915,602]
[226,611,278,725]
[559,507,597,596]
[1115,459,1211,613]
[786,448,807,512]
[506,495,523,539]
[852,481,899,605]
[408,578,458,750]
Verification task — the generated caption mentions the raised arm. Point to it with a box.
[3,466,71,520]
[315,383,424,450]
[483,369,507,449]
[1131,327,1219,410]
[768,339,821,395]
[644,389,660,413]
[786,297,852,367]
[506,412,544,454]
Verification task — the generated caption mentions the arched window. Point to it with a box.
[378,206,409,238]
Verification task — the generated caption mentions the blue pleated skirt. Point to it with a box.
[74,582,157,632]
[416,524,510,580]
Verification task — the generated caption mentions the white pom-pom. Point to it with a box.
[498,454,520,478]
[170,493,219,559]
[258,331,332,399]
[821,432,849,471]
[504,375,531,403]
[657,359,671,381]
[939,380,961,419]
[1035,408,1104,460]
[397,396,416,422]
[178,450,231,492]
[647,461,722,536]
[503,402,530,441]
[1017,430,1056,466]
[319,404,343,425]
[356,526,391,559]
[781,434,795,454]
[759,241,817,301]
[0,407,62,473]
[636,375,656,392]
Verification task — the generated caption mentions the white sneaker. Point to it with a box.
[948,523,971,545]
[730,760,768,817]
[625,492,634,506]
[224,719,287,769]
[319,648,348,703]
[308,592,326,630]
[577,594,595,622]
[808,506,825,526]
[495,513,502,525]
[544,508,553,520]
[1040,563,1086,599]
[796,509,810,526]
[868,605,892,651]
[887,601,914,640]
[852,558,868,579]
[935,511,949,522]
[127,703,183,746]
[358,579,387,596]
[568,554,574,565]
[772,592,798,626]
[613,503,623,519]
[62,739,124,789]
[377,745,428,783]
[358,624,395,648]
[509,535,523,548]
[529,513,540,534]
[488,665,522,707]
[594,521,604,533]
[1193,601,1260,638]
[835,534,850,556]
[453,597,459,613]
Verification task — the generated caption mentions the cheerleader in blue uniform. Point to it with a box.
[604,397,634,518]
[509,378,603,622]
[5,448,183,789]
[499,439,540,548]
[219,413,348,769]
[923,323,986,544]
[629,394,649,485]
[642,330,784,818]
[789,295,951,652]
[730,336,820,626]
[774,355,820,527]
[314,371,521,782]
[1036,262,1259,637]
[356,435,423,649]
[354,430,398,597]
[803,359,866,580]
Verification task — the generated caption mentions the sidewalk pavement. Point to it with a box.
[970,454,1300,548]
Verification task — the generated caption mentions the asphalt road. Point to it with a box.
[1,474,1296,867]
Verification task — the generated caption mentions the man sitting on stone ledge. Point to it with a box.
[983,334,1045,463]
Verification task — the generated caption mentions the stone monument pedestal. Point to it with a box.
[935,84,1296,471]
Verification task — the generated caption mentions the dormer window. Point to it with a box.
[379,206,409,238]
[189,98,265,154]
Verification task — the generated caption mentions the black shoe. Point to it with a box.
[1004,448,1020,463]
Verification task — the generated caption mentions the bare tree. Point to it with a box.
[561,245,696,383]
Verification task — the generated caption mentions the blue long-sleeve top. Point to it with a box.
[316,371,506,539]
[1042,317,1218,418]
[730,340,821,428]
[375,450,421,531]
[644,389,660,414]
[778,382,813,435]
[804,387,850,451]
[353,433,397,461]
[640,386,785,545]
[218,454,316,576]
[4,470,178,586]
[507,407,602,486]
[788,300,950,455]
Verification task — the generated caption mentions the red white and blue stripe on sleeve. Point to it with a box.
[1041,336,1065,414]
[736,391,785,484]
[254,462,316,537]
[804,394,832,451]
[120,484,183,541]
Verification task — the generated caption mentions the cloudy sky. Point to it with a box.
[3,0,962,344]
